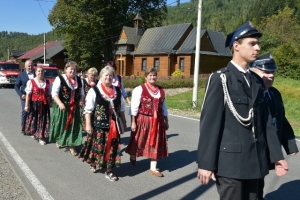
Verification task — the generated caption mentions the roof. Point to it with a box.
[11,50,26,57]
[133,23,193,55]
[116,26,142,46]
[176,28,232,56]
[18,40,64,60]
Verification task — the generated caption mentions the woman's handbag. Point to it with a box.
[110,100,124,134]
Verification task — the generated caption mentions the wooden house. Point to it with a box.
[114,14,232,77]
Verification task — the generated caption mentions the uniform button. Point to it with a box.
[223,147,226,150]
[238,99,241,102]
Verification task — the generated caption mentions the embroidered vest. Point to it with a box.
[58,75,82,105]
[138,84,165,116]
[31,79,50,103]
[92,86,121,129]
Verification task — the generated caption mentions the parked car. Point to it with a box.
[0,60,21,88]
[33,63,59,83]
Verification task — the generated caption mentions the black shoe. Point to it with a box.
[21,131,26,135]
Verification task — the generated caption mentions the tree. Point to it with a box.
[48,0,167,69]
[257,7,300,79]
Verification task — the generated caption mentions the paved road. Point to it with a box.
[0,88,299,200]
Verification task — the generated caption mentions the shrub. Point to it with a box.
[171,69,183,78]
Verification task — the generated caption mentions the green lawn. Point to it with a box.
[166,76,300,137]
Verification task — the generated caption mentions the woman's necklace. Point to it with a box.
[101,83,115,98]
[88,78,95,87]
[146,82,159,95]
[67,75,77,88]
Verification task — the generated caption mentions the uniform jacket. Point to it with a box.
[14,71,34,98]
[268,87,298,155]
[197,62,284,179]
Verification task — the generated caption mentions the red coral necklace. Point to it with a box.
[146,82,159,95]
[101,83,115,98]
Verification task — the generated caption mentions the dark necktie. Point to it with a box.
[243,72,251,87]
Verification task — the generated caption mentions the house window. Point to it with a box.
[154,58,160,71]
[142,58,147,71]
[179,58,184,71]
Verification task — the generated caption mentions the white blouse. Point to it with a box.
[130,85,168,116]
[84,85,125,114]
[25,78,52,95]
[51,74,84,98]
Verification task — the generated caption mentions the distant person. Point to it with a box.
[49,61,84,156]
[107,61,131,105]
[197,21,288,199]
[82,67,98,132]
[15,59,34,135]
[250,53,299,199]
[23,66,52,145]
[126,68,169,177]
[79,66,126,181]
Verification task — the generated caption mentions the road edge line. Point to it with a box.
[0,131,54,200]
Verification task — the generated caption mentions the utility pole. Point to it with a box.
[7,46,10,60]
[192,0,203,108]
[44,33,46,64]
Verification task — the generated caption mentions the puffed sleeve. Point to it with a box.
[84,88,96,114]
[51,76,61,98]
[130,85,142,116]
[25,80,33,94]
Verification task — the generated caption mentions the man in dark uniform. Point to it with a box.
[197,22,288,200]
[250,53,298,199]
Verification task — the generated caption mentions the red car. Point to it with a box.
[33,63,59,83]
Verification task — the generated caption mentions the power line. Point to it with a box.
[36,0,47,19]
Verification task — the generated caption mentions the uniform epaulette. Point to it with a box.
[214,67,228,74]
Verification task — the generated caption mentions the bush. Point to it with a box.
[171,69,183,78]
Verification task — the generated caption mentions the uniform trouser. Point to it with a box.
[216,175,260,200]
[20,99,27,130]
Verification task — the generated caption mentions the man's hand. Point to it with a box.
[275,160,288,176]
[21,94,26,99]
[197,169,216,185]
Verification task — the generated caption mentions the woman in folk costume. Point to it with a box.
[82,67,98,95]
[107,61,131,105]
[126,68,169,177]
[49,61,84,156]
[79,66,126,181]
[81,67,98,132]
[23,66,52,145]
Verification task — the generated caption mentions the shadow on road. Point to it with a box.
[264,180,300,200]
[160,150,197,172]
[129,172,214,200]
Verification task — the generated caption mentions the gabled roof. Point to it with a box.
[18,40,64,60]
[116,26,142,46]
[133,23,193,55]
[176,28,231,56]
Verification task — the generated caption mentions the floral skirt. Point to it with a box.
[79,121,121,169]
[126,114,168,159]
[49,102,82,146]
[23,101,50,140]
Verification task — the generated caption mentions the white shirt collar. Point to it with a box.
[231,60,249,73]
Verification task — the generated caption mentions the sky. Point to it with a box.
[1,0,190,35]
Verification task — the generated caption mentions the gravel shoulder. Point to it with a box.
[0,148,31,200]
